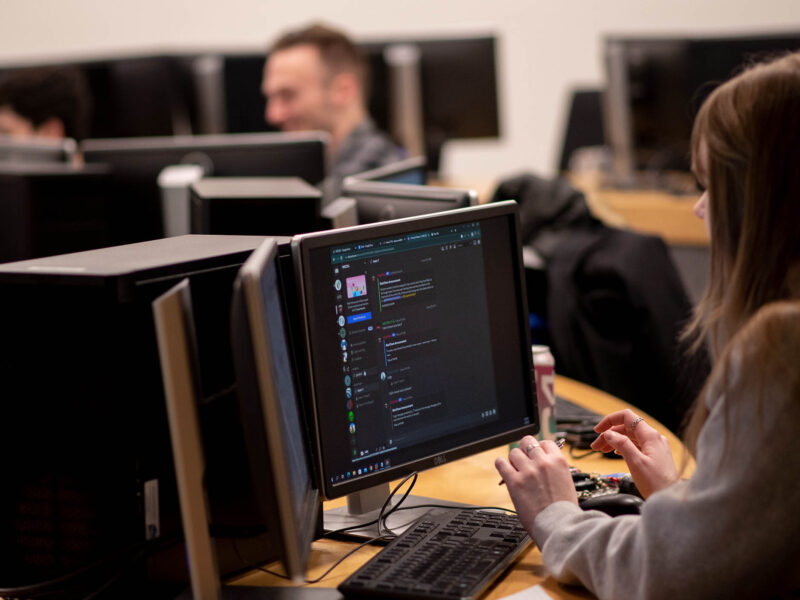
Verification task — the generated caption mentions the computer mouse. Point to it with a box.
[579,493,643,516]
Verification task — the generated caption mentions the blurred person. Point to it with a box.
[0,65,91,141]
[262,23,405,197]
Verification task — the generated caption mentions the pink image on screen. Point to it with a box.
[346,274,367,298]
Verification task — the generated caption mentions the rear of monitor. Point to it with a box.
[0,163,113,263]
[81,131,327,184]
[81,132,327,243]
[189,177,323,236]
[348,156,427,185]
[340,178,477,224]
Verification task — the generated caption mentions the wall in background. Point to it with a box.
[2,0,798,187]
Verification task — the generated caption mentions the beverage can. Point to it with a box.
[532,345,556,440]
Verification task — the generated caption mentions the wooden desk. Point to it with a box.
[568,172,709,247]
[229,375,689,599]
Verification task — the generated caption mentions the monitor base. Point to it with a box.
[323,494,473,540]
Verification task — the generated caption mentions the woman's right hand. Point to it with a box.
[591,409,679,498]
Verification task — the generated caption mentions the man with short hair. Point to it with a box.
[262,23,405,196]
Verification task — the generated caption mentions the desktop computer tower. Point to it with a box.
[0,235,285,598]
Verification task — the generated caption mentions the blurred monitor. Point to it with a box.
[349,156,427,185]
[189,177,323,237]
[362,36,500,173]
[0,162,112,263]
[219,36,499,174]
[82,131,326,184]
[81,132,327,242]
[0,136,76,164]
[291,201,537,535]
[604,31,800,185]
[341,178,476,224]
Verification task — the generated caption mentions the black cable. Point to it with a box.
[569,446,601,460]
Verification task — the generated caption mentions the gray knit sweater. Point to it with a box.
[532,307,800,599]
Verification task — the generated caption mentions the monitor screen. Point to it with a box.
[292,200,537,516]
[230,238,319,582]
[349,156,427,186]
[341,179,477,224]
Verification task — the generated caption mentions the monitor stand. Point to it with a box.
[324,482,472,539]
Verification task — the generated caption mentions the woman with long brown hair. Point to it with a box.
[496,51,800,599]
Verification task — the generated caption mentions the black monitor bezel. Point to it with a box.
[292,200,536,500]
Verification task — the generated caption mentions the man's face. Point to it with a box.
[0,105,36,138]
[262,44,336,133]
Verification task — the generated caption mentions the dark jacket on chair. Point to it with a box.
[492,173,707,433]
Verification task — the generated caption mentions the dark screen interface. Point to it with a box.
[305,215,533,490]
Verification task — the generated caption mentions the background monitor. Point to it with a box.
[348,156,427,186]
[153,278,223,600]
[0,162,112,263]
[603,31,800,186]
[291,201,538,534]
[189,177,323,237]
[230,238,320,583]
[81,131,327,242]
[340,179,477,224]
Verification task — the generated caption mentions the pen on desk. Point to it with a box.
[498,438,565,486]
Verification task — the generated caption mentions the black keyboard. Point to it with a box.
[555,395,602,425]
[338,507,530,600]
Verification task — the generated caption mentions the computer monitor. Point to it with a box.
[0,135,77,164]
[0,162,112,263]
[341,179,477,225]
[153,278,223,599]
[362,36,500,173]
[349,156,427,186]
[229,238,320,583]
[82,131,326,184]
[155,271,321,599]
[80,131,327,242]
[603,32,800,186]
[291,200,538,534]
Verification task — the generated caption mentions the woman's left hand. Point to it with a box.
[495,435,577,533]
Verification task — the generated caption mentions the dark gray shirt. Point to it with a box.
[321,118,405,201]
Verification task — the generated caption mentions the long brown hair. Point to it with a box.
[682,51,800,454]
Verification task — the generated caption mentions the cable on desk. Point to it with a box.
[569,446,602,460]
[236,475,520,585]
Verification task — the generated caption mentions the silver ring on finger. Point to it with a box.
[525,442,540,456]
[629,416,644,432]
